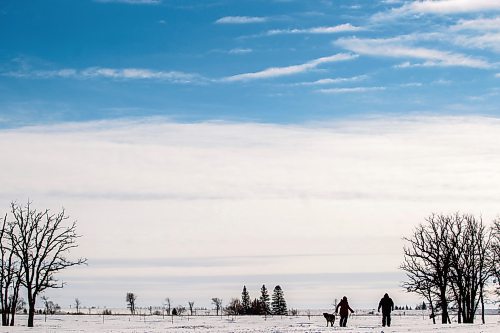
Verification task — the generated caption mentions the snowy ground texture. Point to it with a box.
[3,313,500,333]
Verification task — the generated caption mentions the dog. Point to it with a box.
[323,312,336,327]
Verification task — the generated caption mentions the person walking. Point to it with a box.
[335,296,354,327]
[378,293,394,327]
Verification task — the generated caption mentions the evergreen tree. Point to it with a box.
[422,302,427,310]
[241,286,250,314]
[271,285,287,315]
[260,285,271,314]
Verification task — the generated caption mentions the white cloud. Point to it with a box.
[453,33,500,53]
[336,37,493,69]
[402,0,500,14]
[2,116,500,307]
[228,48,253,54]
[80,67,195,81]
[399,82,423,87]
[2,67,203,83]
[215,16,268,24]
[495,73,500,78]
[451,17,500,31]
[294,75,368,86]
[444,17,500,53]
[267,23,362,35]
[2,116,500,247]
[374,0,500,20]
[318,86,386,94]
[222,53,357,82]
[433,79,453,85]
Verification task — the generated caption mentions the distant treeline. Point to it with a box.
[125,284,288,317]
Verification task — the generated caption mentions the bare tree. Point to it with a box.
[164,297,171,316]
[188,301,195,316]
[492,219,500,300]
[211,298,222,316]
[9,202,87,327]
[41,296,60,316]
[126,292,137,315]
[0,214,23,326]
[401,213,454,324]
[225,298,242,315]
[176,305,186,315]
[403,213,497,325]
[448,215,495,323]
[74,298,81,314]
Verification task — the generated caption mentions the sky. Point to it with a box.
[0,0,500,310]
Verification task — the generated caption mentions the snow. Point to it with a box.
[5,313,500,332]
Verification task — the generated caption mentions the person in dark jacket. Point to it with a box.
[378,293,394,327]
[335,296,354,327]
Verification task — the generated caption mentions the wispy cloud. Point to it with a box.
[374,0,500,20]
[451,17,500,31]
[293,75,368,86]
[222,53,358,82]
[318,86,386,94]
[215,16,268,24]
[3,67,204,83]
[401,0,500,14]
[445,17,500,53]
[94,0,161,4]
[452,33,500,53]
[267,23,362,35]
[336,37,493,69]
[399,82,423,87]
[228,48,253,54]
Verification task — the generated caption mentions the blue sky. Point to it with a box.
[1,1,500,310]
[1,0,499,126]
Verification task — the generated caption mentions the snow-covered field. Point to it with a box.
[4,313,500,332]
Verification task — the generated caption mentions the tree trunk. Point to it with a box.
[453,287,462,324]
[480,286,485,324]
[2,289,9,326]
[9,281,20,326]
[429,300,436,325]
[27,298,36,328]
[440,291,449,324]
[9,310,15,326]
[462,296,468,323]
[1,309,8,326]
[457,300,462,324]
[464,289,472,323]
[441,309,449,323]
